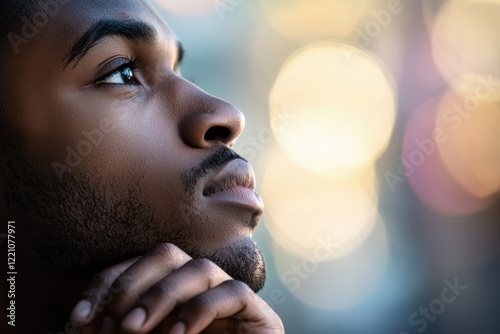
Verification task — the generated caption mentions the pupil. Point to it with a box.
[122,67,133,83]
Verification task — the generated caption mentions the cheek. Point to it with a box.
[84,108,192,222]
[43,93,177,177]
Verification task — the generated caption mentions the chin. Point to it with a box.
[191,235,267,292]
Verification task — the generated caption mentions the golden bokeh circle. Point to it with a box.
[269,42,396,178]
[261,146,378,261]
[432,0,500,100]
[260,0,369,42]
[435,90,500,198]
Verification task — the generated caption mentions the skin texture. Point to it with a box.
[0,0,284,333]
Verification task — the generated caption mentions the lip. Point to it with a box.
[203,158,264,213]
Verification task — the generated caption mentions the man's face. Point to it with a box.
[1,0,265,291]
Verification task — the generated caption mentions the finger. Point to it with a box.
[101,243,192,320]
[121,258,231,333]
[70,256,140,326]
[174,280,283,334]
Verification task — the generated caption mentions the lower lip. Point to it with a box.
[206,185,264,211]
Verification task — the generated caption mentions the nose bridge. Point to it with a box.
[172,76,245,149]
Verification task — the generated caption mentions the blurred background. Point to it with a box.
[151,1,500,333]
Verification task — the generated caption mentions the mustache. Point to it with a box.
[181,146,246,193]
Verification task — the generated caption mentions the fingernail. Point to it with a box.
[169,322,186,334]
[70,299,92,323]
[98,316,115,334]
[122,307,147,331]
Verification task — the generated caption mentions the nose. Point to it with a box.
[177,80,245,149]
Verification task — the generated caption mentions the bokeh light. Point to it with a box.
[421,0,448,32]
[403,97,494,215]
[259,0,370,42]
[435,90,500,198]
[261,146,378,260]
[269,42,396,178]
[154,0,222,15]
[273,218,388,310]
[432,0,500,100]
[157,3,500,332]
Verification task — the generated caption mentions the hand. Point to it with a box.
[69,243,284,334]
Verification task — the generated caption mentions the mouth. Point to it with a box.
[203,158,264,213]
[203,160,254,196]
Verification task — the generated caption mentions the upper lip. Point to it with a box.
[203,158,255,196]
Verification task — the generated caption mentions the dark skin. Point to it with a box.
[0,0,284,333]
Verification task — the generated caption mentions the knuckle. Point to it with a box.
[89,271,114,289]
[186,294,213,314]
[148,281,175,299]
[85,272,115,303]
[189,258,217,275]
[149,243,184,266]
[110,274,134,295]
[226,279,253,296]
[152,242,181,257]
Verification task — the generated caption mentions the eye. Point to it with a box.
[100,66,137,85]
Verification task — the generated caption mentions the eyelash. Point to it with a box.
[94,57,194,87]
[95,56,142,86]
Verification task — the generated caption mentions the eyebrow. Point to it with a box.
[63,19,182,70]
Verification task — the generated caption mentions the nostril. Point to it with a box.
[204,126,231,142]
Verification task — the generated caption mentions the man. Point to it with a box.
[0,0,284,333]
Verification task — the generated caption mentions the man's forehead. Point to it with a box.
[11,0,177,60]
[55,0,175,42]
